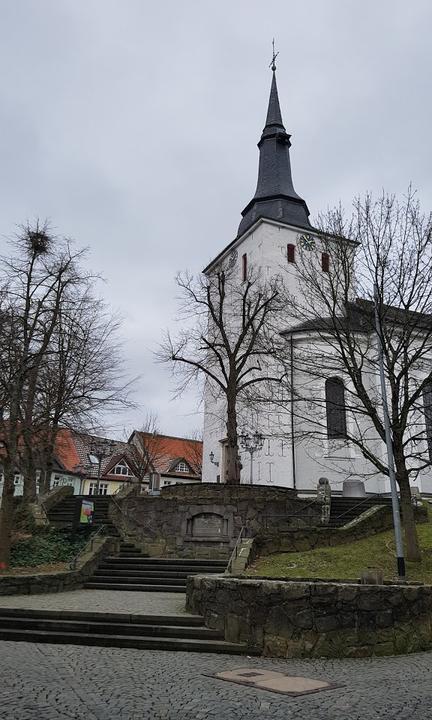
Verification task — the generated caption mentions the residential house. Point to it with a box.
[129,432,202,491]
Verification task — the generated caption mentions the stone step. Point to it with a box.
[105,557,227,566]
[83,582,187,592]
[99,563,225,574]
[0,608,205,626]
[0,627,248,654]
[0,616,223,640]
[94,569,191,579]
[90,575,188,586]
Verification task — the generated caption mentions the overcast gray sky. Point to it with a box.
[0,0,431,439]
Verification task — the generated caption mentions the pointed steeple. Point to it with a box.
[237,65,311,238]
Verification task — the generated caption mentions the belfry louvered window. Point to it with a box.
[325,377,347,439]
[423,384,432,462]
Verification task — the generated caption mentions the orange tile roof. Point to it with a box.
[54,429,81,473]
[137,432,202,476]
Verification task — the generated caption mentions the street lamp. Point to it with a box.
[90,439,115,496]
[239,431,264,485]
[209,451,219,467]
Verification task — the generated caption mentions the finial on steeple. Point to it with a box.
[269,38,279,72]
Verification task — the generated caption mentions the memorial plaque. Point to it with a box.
[192,513,224,537]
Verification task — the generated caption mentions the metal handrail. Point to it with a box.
[69,524,108,570]
[225,525,247,575]
[330,494,391,523]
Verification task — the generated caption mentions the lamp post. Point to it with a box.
[90,439,115,496]
[239,431,264,484]
[373,284,406,579]
[209,451,219,467]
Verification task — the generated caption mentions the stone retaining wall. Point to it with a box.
[186,575,432,658]
[111,484,322,558]
[0,536,118,596]
[252,505,394,557]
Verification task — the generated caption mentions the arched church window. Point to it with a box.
[423,384,432,462]
[325,377,346,439]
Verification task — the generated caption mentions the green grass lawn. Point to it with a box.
[246,507,432,584]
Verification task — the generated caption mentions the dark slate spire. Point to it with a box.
[237,67,311,238]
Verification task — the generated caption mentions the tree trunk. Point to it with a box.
[225,389,241,485]
[0,468,15,570]
[394,452,421,562]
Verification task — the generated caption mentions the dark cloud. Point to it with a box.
[0,0,430,437]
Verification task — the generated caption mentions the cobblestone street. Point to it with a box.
[1,639,432,719]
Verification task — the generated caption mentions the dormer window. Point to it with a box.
[113,461,132,476]
[174,461,189,473]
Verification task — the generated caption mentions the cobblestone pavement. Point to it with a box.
[0,589,186,615]
[1,640,432,720]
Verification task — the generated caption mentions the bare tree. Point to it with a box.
[32,293,133,493]
[275,189,432,562]
[0,223,134,568]
[159,266,286,484]
[0,223,85,567]
[182,429,203,477]
[128,412,170,490]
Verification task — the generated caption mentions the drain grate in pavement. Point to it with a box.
[209,667,342,697]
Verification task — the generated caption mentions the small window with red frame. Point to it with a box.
[242,253,247,281]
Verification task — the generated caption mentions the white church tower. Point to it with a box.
[202,62,321,489]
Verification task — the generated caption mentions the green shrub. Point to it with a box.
[11,529,90,567]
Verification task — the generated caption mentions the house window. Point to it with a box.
[89,482,108,495]
[423,384,432,462]
[175,461,189,473]
[325,377,347,439]
[242,253,247,281]
[113,462,131,476]
[322,252,330,273]
[287,244,296,264]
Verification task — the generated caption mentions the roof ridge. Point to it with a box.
[138,431,202,443]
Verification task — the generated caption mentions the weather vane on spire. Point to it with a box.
[269,38,279,72]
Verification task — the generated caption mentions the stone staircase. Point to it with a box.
[0,608,247,654]
[47,495,119,536]
[84,543,227,592]
[328,496,393,528]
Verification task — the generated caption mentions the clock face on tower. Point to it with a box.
[298,233,315,251]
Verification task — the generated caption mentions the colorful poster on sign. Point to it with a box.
[80,499,94,524]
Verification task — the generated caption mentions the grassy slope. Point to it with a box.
[247,506,432,584]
